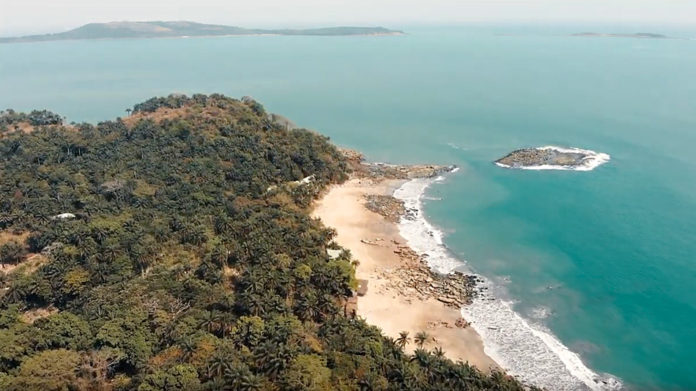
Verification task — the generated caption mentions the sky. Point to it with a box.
[1,0,695,35]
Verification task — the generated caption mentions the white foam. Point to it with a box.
[496,146,611,171]
[447,142,469,151]
[393,177,461,273]
[392,175,623,391]
[529,305,553,320]
[462,293,622,391]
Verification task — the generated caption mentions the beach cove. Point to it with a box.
[313,173,498,371]
[312,153,623,391]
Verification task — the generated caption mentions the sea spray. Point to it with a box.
[394,176,461,274]
[393,173,622,391]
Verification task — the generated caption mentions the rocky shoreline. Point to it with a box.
[346,150,481,315]
[364,194,405,222]
[393,244,481,308]
[313,159,500,371]
[340,147,456,180]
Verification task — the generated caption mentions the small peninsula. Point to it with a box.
[0,21,404,43]
[0,94,532,390]
[496,146,610,171]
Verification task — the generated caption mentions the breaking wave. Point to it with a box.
[393,174,622,391]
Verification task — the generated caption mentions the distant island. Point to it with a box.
[0,21,404,43]
[572,32,669,39]
[496,146,611,171]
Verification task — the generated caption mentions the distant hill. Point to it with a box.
[0,21,404,43]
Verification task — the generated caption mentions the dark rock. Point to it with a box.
[496,147,586,168]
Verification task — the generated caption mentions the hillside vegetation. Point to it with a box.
[0,94,530,390]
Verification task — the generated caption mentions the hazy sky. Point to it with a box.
[1,0,695,35]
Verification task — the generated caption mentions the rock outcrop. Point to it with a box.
[496,147,586,168]
[339,148,456,180]
[364,194,405,222]
[383,243,480,308]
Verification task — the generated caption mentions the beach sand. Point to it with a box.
[312,177,498,372]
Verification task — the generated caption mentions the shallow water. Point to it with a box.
[395,176,619,390]
[2,24,695,390]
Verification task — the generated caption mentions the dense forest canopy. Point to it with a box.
[0,94,531,390]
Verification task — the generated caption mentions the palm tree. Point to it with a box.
[237,373,263,391]
[432,346,446,358]
[224,361,264,391]
[4,284,27,305]
[213,216,232,235]
[243,292,265,317]
[218,312,235,338]
[254,341,291,379]
[410,348,438,383]
[91,262,110,283]
[198,310,221,334]
[102,243,122,263]
[210,245,229,270]
[203,376,226,390]
[179,338,197,362]
[206,352,228,379]
[92,227,108,244]
[414,331,430,348]
[294,293,318,321]
[317,294,337,320]
[410,348,432,367]
[0,271,8,289]
[396,331,411,350]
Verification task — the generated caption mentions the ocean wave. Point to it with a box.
[529,305,554,320]
[393,177,462,273]
[495,146,611,171]
[392,175,622,391]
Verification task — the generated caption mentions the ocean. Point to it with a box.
[1,24,695,390]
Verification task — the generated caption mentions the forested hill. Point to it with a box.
[0,21,403,43]
[0,94,530,390]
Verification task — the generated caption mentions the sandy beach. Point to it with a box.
[312,177,498,372]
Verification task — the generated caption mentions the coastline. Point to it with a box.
[387,172,621,391]
[312,155,622,391]
[312,176,499,372]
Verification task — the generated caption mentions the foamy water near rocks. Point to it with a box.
[393,172,623,391]
[496,146,610,171]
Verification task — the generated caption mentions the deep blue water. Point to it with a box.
[1,24,695,390]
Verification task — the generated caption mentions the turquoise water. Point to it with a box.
[1,25,695,390]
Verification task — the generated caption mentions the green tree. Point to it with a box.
[414,331,430,349]
[396,331,411,351]
[281,354,331,391]
[138,364,201,391]
[4,349,80,391]
[0,326,29,371]
[32,312,92,350]
[0,241,26,265]
[95,314,153,369]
